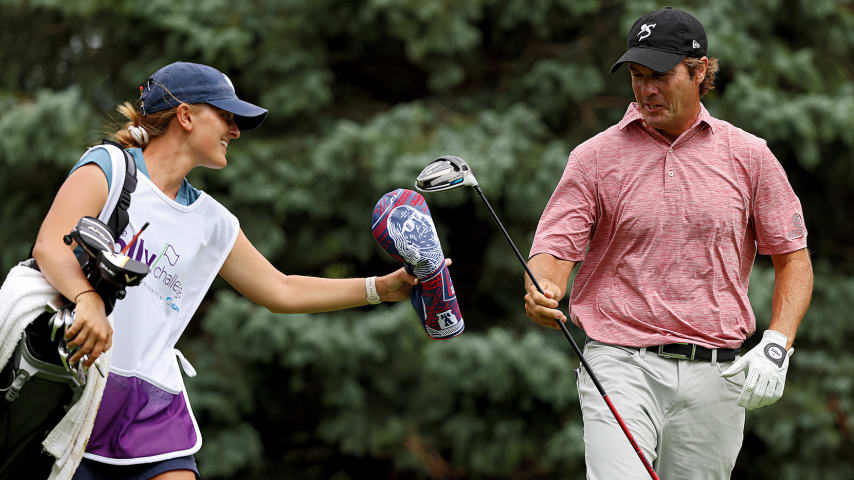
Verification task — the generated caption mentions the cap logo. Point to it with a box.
[222,73,235,93]
[692,40,701,49]
[637,23,656,41]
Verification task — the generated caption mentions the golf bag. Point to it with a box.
[0,142,144,479]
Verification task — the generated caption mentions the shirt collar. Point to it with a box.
[617,102,716,135]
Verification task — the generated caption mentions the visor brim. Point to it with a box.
[207,97,268,131]
[610,48,684,74]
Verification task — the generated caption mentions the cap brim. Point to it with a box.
[610,47,684,73]
[207,97,268,131]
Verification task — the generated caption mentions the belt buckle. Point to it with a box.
[657,343,696,360]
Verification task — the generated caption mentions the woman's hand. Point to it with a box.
[65,291,113,368]
[377,258,452,302]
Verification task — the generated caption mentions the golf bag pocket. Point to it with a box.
[372,188,464,339]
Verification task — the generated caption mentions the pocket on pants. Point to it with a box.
[583,342,639,362]
[578,342,643,386]
[716,360,746,390]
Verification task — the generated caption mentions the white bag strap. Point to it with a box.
[79,142,138,242]
[78,143,127,226]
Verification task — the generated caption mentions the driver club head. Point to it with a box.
[415,155,479,192]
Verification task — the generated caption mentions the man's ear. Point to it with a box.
[175,103,194,132]
[695,56,709,84]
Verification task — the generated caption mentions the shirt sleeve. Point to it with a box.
[69,148,112,189]
[529,148,598,262]
[752,142,807,255]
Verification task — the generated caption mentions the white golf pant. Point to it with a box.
[576,341,746,480]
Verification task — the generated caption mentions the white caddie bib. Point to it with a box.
[83,171,239,464]
[110,173,238,391]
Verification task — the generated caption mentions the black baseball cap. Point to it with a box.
[610,7,707,73]
[139,62,268,130]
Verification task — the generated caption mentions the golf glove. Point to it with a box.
[721,330,793,410]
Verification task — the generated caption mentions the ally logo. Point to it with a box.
[117,229,185,312]
[150,243,184,303]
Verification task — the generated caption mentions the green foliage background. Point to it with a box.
[1,0,852,478]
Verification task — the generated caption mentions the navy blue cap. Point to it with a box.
[140,62,268,130]
[611,7,707,73]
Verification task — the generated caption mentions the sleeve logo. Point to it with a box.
[786,213,805,240]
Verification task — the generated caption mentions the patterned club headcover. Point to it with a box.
[372,188,464,339]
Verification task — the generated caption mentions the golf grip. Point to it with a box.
[473,186,660,480]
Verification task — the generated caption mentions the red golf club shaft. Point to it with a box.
[121,222,149,255]
[473,186,659,480]
[603,394,660,479]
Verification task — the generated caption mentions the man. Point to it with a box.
[523,7,813,479]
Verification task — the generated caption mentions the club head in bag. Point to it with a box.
[415,155,479,192]
[97,251,149,288]
[64,216,116,258]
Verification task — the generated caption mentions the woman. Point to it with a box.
[32,61,420,480]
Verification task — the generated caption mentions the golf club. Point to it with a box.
[416,155,660,480]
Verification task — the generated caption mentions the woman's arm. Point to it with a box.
[219,230,419,314]
[32,163,112,367]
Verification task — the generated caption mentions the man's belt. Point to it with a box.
[653,343,738,362]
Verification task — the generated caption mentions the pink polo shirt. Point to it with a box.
[530,103,807,349]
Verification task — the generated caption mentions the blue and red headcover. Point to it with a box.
[372,188,464,339]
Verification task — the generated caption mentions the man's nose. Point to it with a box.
[641,79,660,97]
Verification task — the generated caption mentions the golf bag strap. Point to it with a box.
[26,142,138,259]
[101,140,138,241]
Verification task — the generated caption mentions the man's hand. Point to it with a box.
[721,330,793,410]
[523,279,567,329]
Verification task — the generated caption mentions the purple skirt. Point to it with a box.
[86,372,199,461]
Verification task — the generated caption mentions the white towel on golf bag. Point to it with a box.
[0,262,57,369]
[0,261,111,480]
[43,345,111,480]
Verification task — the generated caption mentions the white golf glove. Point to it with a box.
[721,330,793,410]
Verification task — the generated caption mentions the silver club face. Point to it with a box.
[415,155,479,192]
[75,216,115,257]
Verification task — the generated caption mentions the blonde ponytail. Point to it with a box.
[109,101,179,148]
